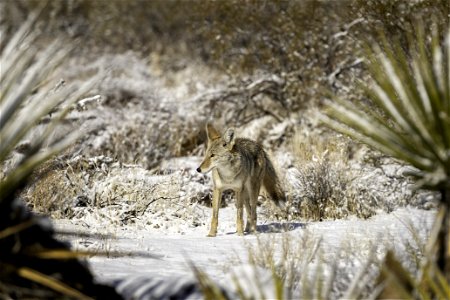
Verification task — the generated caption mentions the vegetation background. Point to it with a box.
[0,0,448,298]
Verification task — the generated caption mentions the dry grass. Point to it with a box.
[286,134,375,220]
[23,154,211,232]
[88,116,201,169]
[279,131,433,221]
[26,169,78,218]
[217,215,434,299]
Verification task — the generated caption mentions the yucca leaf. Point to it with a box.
[0,7,42,61]
[416,26,446,138]
[377,251,427,299]
[191,263,229,300]
[27,75,99,155]
[0,219,35,240]
[446,28,450,111]
[0,130,79,199]
[355,58,439,159]
[343,246,378,299]
[357,82,440,163]
[0,86,67,161]
[17,267,92,299]
[428,264,450,299]
[0,44,36,101]
[322,101,434,170]
[0,41,64,130]
[321,23,449,190]
[411,57,434,120]
[29,249,160,260]
[375,38,446,164]
[432,27,445,101]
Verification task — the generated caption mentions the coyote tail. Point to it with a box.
[263,154,286,207]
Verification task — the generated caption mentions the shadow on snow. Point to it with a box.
[225,222,306,235]
[257,222,306,234]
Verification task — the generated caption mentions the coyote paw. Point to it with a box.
[245,225,257,234]
[206,232,217,237]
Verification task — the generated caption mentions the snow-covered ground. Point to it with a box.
[54,206,435,297]
[4,39,438,299]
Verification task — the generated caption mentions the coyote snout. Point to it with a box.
[197,123,285,237]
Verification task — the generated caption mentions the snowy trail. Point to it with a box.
[54,207,435,287]
[88,234,250,282]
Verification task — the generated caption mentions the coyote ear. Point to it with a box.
[223,128,235,149]
[206,123,220,141]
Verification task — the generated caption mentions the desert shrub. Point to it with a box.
[25,155,111,219]
[24,154,211,230]
[284,132,432,221]
[287,135,372,220]
[26,168,80,218]
[44,51,210,170]
[84,113,205,169]
[3,0,445,145]
[294,158,365,220]
[5,0,446,56]
[290,155,382,221]
[3,0,446,114]
[351,0,448,41]
[88,115,173,169]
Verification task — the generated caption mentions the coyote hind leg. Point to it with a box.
[244,191,253,233]
[243,189,258,234]
[248,183,260,234]
[235,190,245,236]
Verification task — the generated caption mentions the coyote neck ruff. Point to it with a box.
[197,124,285,237]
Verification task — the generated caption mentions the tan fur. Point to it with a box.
[197,124,285,237]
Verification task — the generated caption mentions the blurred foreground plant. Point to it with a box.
[320,22,450,295]
[0,11,122,299]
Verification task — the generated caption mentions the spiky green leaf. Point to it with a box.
[320,24,450,190]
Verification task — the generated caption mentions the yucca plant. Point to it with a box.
[0,11,122,299]
[320,22,449,294]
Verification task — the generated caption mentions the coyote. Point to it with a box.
[196,124,285,237]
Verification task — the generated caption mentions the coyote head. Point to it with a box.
[196,124,235,174]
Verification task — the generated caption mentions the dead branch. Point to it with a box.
[194,74,287,125]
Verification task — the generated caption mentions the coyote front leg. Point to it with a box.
[208,188,222,237]
[235,190,245,236]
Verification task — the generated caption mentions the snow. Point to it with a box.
[54,207,435,297]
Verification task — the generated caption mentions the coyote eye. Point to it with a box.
[210,154,215,158]
[223,143,227,147]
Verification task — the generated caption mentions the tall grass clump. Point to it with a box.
[200,209,438,299]
[288,135,381,220]
[321,22,450,295]
[198,219,433,299]
[0,12,120,298]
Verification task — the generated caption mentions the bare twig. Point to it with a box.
[194,74,287,125]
